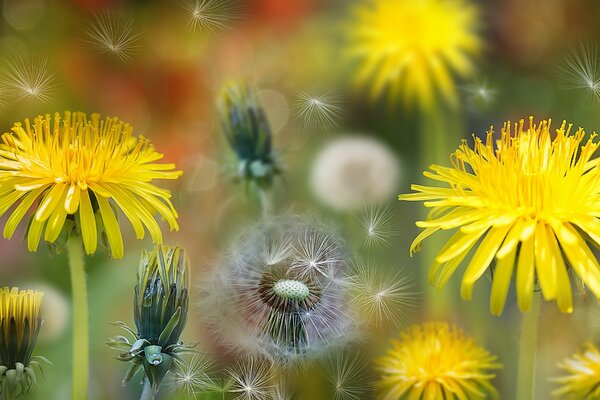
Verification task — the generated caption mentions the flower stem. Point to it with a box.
[140,379,156,400]
[516,294,541,400]
[67,236,89,400]
[259,188,273,217]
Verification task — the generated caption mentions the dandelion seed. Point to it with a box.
[165,354,215,398]
[293,90,343,135]
[377,323,501,399]
[462,78,497,107]
[3,55,55,105]
[228,358,274,400]
[358,205,398,249]
[270,382,296,400]
[348,259,417,328]
[181,0,237,33]
[83,11,141,61]
[558,43,600,104]
[323,352,373,400]
[200,215,356,363]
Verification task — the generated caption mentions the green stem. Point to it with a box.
[140,379,156,400]
[259,188,273,217]
[67,237,89,400]
[516,294,541,400]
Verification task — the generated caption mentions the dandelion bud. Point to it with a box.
[0,287,48,398]
[217,79,281,188]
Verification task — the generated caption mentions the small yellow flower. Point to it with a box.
[553,343,600,399]
[0,287,46,397]
[376,322,500,400]
[400,117,600,315]
[0,112,182,258]
[346,0,481,109]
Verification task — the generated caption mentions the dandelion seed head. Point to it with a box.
[311,135,400,211]
[293,90,343,135]
[83,11,141,61]
[348,259,417,329]
[3,55,56,105]
[462,78,497,108]
[199,215,357,363]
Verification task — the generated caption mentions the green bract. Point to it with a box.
[108,246,193,392]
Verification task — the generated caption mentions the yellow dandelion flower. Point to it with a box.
[376,322,500,400]
[0,287,46,397]
[553,343,600,399]
[399,117,600,315]
[346,0,481,109]
[0,112,182,259]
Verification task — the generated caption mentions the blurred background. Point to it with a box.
[1,0,600,398]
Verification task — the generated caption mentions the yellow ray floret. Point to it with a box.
[347,0,481,109]
[400,117,600,314]
[552,343,600,399]
[376,322,501,400]
[0,112,182,259]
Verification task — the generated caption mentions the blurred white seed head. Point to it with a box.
[558,43,600,103]
[270,381,296,400]
[199,215,358,364]
[358,204,398,249]
[3,55,56,105]
[322,352,373,400]
[83,11,142,61]
[29,282,69,342]
[348,259,417,329]
[180,0,237,33]
[165,354,215,398]
[228,358,274,400]
[310,135,400,211]
[293,90,343,135]
[462,78,497,108]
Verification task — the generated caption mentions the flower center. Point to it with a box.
[272,279,310,301]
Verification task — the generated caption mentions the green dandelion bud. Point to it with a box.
[217,79,281,189]
[0,288,49,399]
[108,245,193,395]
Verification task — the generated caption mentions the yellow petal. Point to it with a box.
[516,235,535,312]
[96,196,124,259]
[78,189,97,255]
[534,222,557,300]
[65,184,80,214]
[4,187,45,239]
[35,183,66,221]
[490,242,517,316]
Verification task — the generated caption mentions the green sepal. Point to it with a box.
[157,307,181,347]
[121,363,143,387]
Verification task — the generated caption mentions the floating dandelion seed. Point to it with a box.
[323,352,373,400]
[557,43,600,104]
[358,205,398,249]
[552,343,600,399]
[293,90,343,135]
[348,259,417,329]
[270,382,296,400]
[377,322,501,399]
[462,78,497,107]
[165,354,215,399]
[200,215,356,363]
[3,56,56,105]
[400,117,600,315]
[83,11,141,61]
[181,0,237,33]
[228,358,274,400]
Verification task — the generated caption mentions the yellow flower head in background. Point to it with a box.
[553,343,600,399]
[347,0,481,109]
[400,117,600,315]
[376,322,500,400]
[0,287,45,396]
[0,112,182,259]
